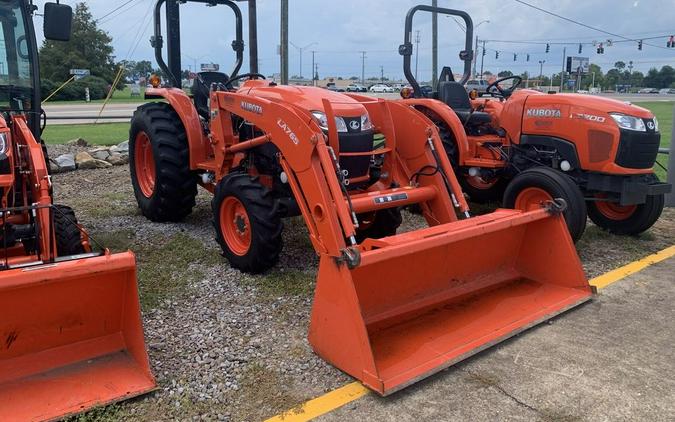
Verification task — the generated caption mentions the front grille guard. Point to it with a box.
[0,204,105,271]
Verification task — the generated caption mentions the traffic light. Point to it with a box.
[545,43,550,53]
[513,53,517,61]
[668,35,675,48]
[495,51,499,59]
[482,47,486,56]
[596,43,604,54]
[638,40,643,50]
[526,54,530,62]
[578,44,582,54]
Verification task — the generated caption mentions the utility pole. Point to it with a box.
[311,50,316,86]
[432,0,438,88]
[360,51,367,85]
[290,42,317,79]
[480,40,486,79]
[280,0,289,84]
[415,30,421,81]
[560,46,566,92]
[473,35,479,77]
[539,60,545,80]
[380,65,384,82]
[315,62,319,86]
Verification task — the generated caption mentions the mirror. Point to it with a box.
[44,2,72,41]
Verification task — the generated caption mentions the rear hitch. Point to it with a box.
[336,247,361,269]
[544,198,568,215]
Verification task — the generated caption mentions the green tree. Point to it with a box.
[614,61,626,70]
[658,65,675,88]
[643,67,659,88]
[497,70,513,77]
[39,3,116,83]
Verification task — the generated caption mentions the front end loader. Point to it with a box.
[0,2,155,420]
[130,0,593,395]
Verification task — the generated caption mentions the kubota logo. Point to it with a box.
[526,108,561,118]
[241,101,263,115]
[277,118,300,145]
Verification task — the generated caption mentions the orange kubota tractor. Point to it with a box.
[398,5,671,242]
[0,2,155,420]
[130,0,593,395]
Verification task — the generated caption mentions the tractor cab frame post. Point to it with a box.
[399,5,474,97]
[151,0,255,88]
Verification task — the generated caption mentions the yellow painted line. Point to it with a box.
[590,245,675,289]
[264,382,369,422]
[267,244,675,421]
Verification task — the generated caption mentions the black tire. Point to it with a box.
[212,173,283,273]
[356,208,403,242]
[53,205,86,256]
[129,102,198,222]
[587,194,664,235]
[503,167,587,242]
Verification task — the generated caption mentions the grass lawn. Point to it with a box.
[634,101,673,181]
[44,85,149,106]
[42,122,129,146]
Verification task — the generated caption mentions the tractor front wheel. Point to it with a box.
[503,167,587,242]
[212,173,283,273]
[587,194,664,235]
[129,102,197,222]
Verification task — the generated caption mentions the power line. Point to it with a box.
[512,0,672,51]
[96,0,139,23]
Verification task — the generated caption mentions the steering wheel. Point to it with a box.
[486,76,522,99]
[225,73,266,88]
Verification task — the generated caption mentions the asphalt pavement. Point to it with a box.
[318,256,675,421]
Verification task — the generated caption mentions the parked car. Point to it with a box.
[464,79,489,94]
[659,88,675,95]
[369,84,395,93]
[391,83,406,92]
[638,88,658,94]
[326,86,346,92]
[346,84,367,92]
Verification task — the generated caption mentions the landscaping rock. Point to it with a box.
[107,152,129,166]
[114,140,129,154]
[49,158,62,174]
[66,138,89,147]
[94,159,113,169]
[75,151,97,169]
[90,148,111,161]
[54,154,76,172]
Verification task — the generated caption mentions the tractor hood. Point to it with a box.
[238,80,368,117]
[524,92,654,118]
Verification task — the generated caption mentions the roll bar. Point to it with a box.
[151,0,245,88]
[399,5,474,98]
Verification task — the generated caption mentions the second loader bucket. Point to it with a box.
[309,208,593,395]
[0,252,156,422]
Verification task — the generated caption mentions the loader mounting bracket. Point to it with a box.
[543,198,567,215]
[336,247,361,269]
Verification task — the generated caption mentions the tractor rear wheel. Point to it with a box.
[587,194,664,235]
[503,167,587,242]
[212,173,283,273]
[53,205,86,256]
[129,102,197,222]
[356,208,403,242]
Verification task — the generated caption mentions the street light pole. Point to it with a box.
[473,20,489,78]
[290,41,317,79]
[539,60,545,81]
[414,30,421,81]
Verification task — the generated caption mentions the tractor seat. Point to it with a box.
[437,81,492,126]
[193,71,230,119]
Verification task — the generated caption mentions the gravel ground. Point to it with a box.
[51,163,675,422]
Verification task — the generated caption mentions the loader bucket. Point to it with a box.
[0,252,156,421]
[309,208,593,395]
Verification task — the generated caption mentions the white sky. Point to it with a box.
[32,0,675,80]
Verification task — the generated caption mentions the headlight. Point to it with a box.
[361,114,373,131]
[311,111,348,133]
[653,116,659,132]
[0,133,8,155]
[609,113,646,132]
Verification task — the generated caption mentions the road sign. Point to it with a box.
[200,63,220,72]
[566,57,589,74]
[69,68,90,80]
